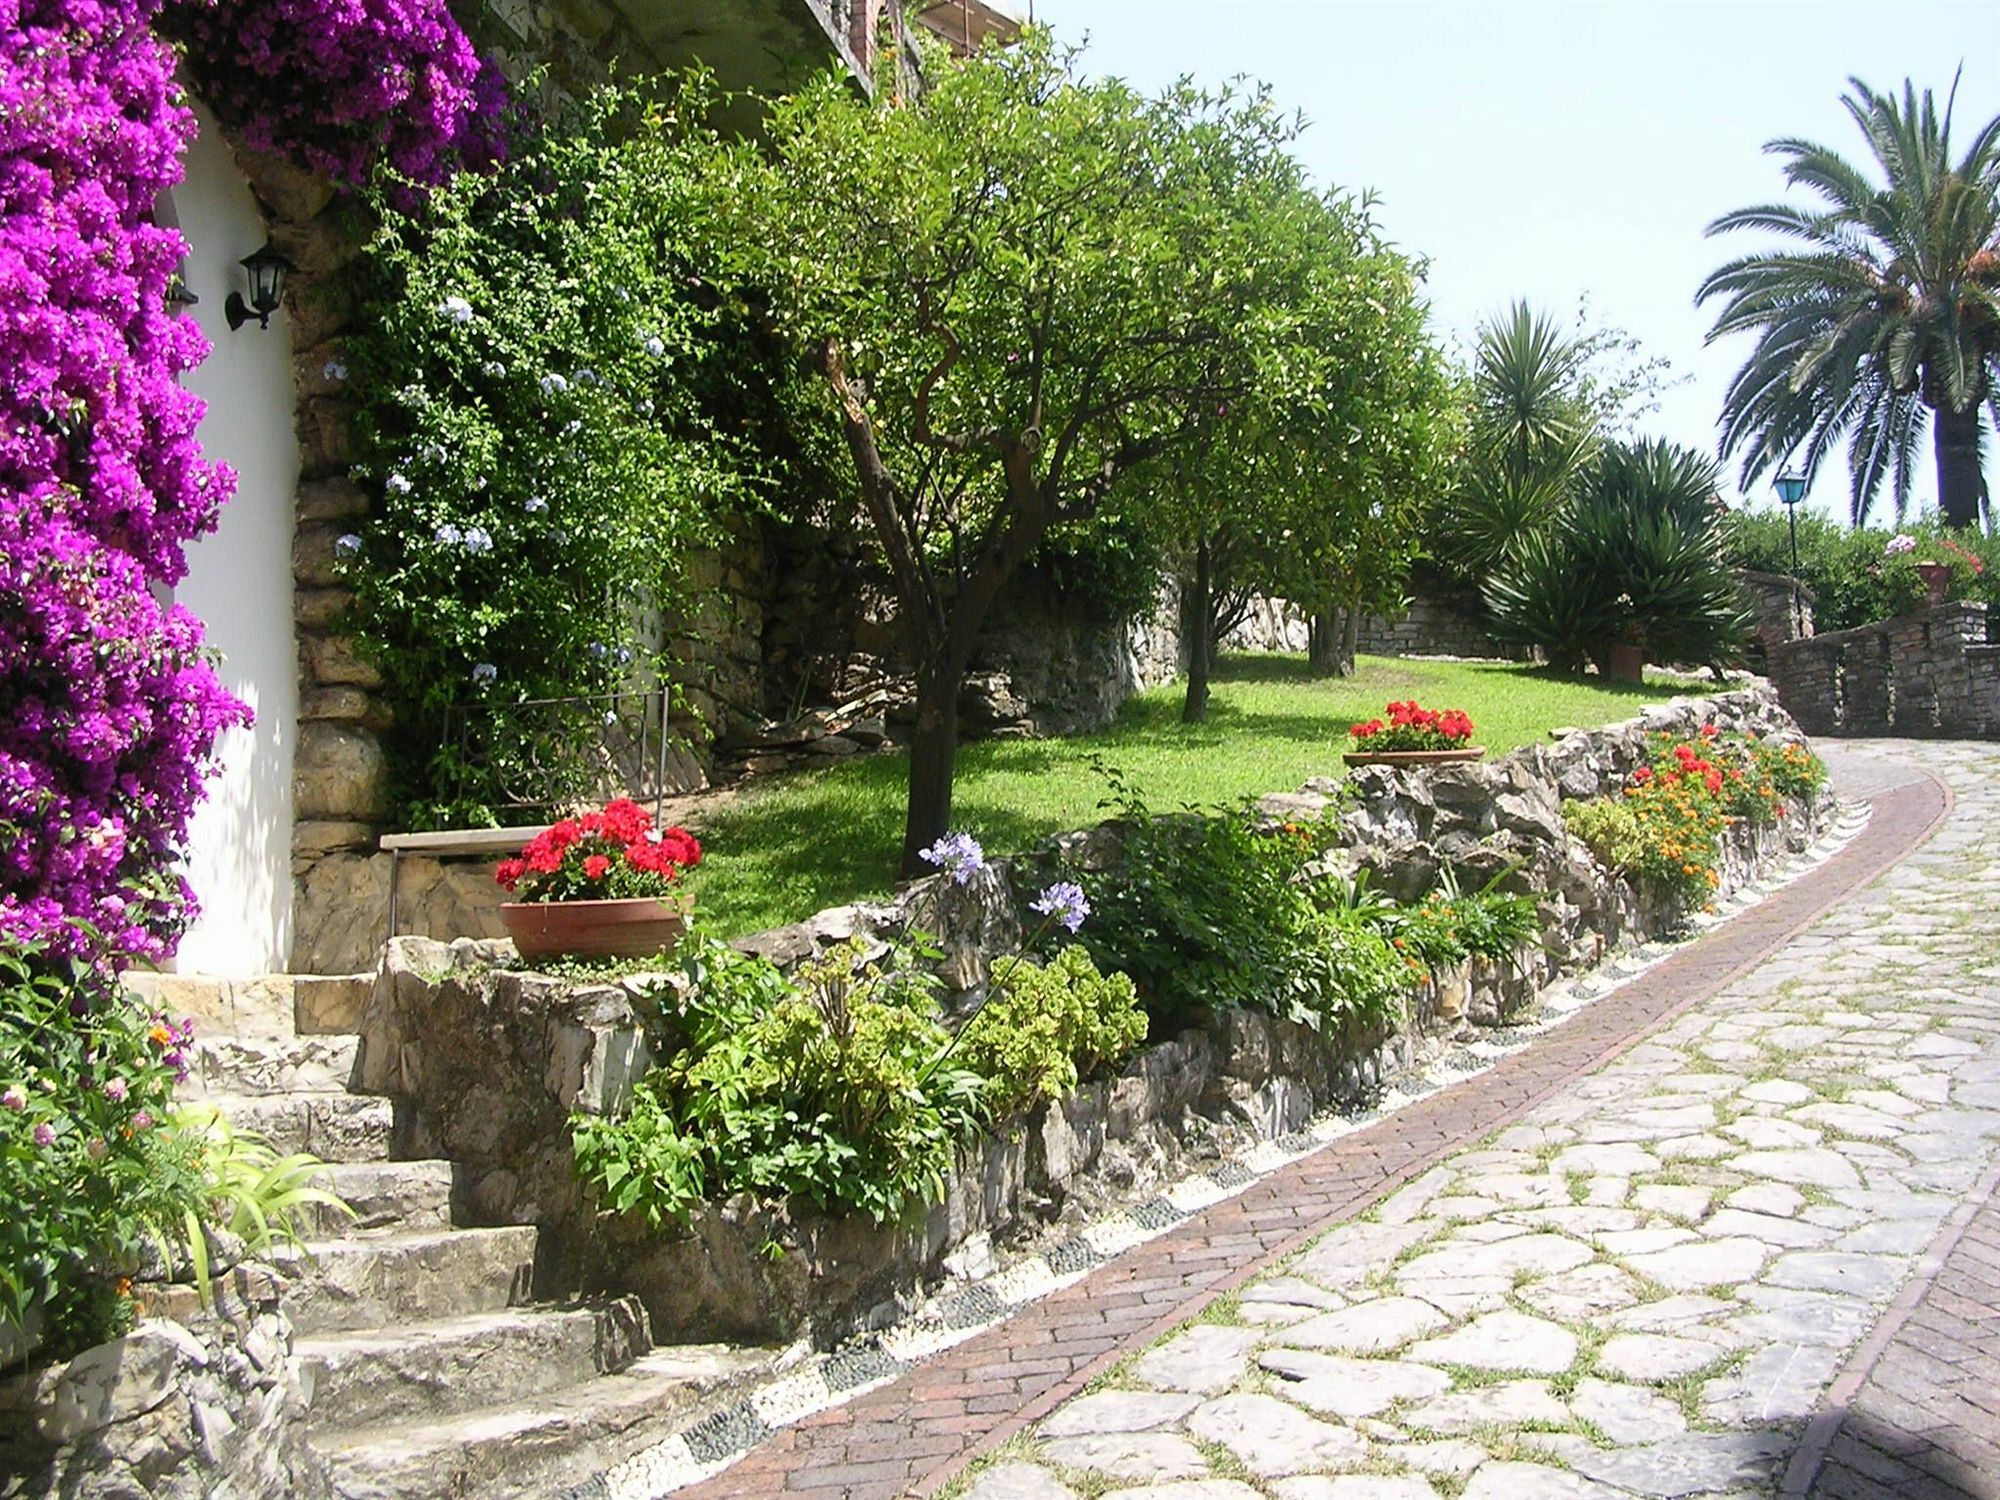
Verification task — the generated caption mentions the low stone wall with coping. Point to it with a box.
[1770,601,2000,739]
[352,685,1831,1346]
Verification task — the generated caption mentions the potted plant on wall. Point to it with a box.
[495,798,701,962]
[1344,700,1485,767]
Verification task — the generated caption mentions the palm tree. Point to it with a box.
[1698,76,2000,529]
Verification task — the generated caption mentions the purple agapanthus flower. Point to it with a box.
[919,831,986,886]
[1031,881,1091,933]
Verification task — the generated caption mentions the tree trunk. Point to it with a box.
[1181,539,1213,724]
[1337,599,1362,677]
[1307,609,1340,674]
[900,660,963,877]
[1933,398,1987,531]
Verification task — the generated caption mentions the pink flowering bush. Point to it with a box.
[163,0,507,187]
[1,0,249,965]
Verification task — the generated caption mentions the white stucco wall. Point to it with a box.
[169,100,300,975]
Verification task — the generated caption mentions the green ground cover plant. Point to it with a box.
[683,654,1700,937]
[571,929,1151,1228]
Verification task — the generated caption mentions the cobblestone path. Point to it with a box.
[951,742,2000,1500]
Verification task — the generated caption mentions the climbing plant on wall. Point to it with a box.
[337,83,746,827]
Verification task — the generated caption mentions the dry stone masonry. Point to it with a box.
[1771,600,2000,739]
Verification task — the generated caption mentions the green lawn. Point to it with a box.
[681,653,1706,937]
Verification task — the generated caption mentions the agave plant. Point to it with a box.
[1486,440,1752,673]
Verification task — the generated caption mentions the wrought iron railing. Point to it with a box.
[439,687,678,820]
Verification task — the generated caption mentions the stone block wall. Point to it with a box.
[353,685,1828,1346]
[1352,595,1525,661]
[1770,601,2000,739]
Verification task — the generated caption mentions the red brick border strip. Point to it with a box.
[677,765,1951,1500]
[1779,1144,2000,1496]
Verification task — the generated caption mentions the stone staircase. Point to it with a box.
[132,971,773,1500]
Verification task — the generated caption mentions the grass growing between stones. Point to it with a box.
[681,652,1695,936]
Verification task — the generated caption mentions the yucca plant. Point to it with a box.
[1486,439,1752,673]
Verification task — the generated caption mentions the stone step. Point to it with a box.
[184,1032,362,1098]
[297,1299,652,1428]
[318,1344,776,1500]
[207,1092,398,1164]
[303,1160,456,1238]
[266,1226,538,1336]
[124,970,375,1040]
[294,974,375,1036]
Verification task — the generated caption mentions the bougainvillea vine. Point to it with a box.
[163,0,508,187]
[0,0,249,966]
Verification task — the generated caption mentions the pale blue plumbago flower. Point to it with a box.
[539,373,569,396]
[615,646,633,665]
[333,533,363,560]
[587,641,609,660]
[441,295,474,323]
[642,335,666,357]
[602,710,618,727]
[576,367,601,386]
[563,419,582,436]
[483,360,507,379]
[434,522,463,546]
[919,831,986,886]
[462,526,494,555]
[471,663,497,685]
[322,360,348,382]
[1031,881,1090,933]
[423,443,446,464]
[385,472,413,496]
[523,495,549,515]
[636,399,655,418]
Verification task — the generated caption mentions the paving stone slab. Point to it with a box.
[1395,1233,1595,1287]
[1567,1376,1689,1444]
[1623,1235,1772,1290]
[964,1463,1079,1500]
[1293,1220,1441,1289]
[1132,1325,1264,1394]
[1400,1379,1568,1434]
[1255,1349,1450,1418]
[1278,1298,1449,1354]
[1272,1477,1439,1500]
[1568,1432,1792,1497]
[1038,1392,1202,1439]
[1102,1484,1263,1500]
[1595,1331,1727,1382]
[1460,1462,1629,1500]
[1038,1432,1209,1482]
[1763,1250,1908,1299]
[1727,1147,1863,1191]
[1185,1393,1369,1477]
[1406,1310,1577,1375]
[1517,1262,1644,1321]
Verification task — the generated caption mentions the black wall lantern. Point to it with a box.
[225,242,293,331]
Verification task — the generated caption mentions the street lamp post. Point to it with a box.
[1775,470,1808,638]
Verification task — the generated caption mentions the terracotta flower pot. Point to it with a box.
[1343,746,1487,768]
[500,898,688,964]
[1916,561,1951,607]
[1600,642,1646,684]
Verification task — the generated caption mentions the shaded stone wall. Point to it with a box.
[1739,568,1813,670]
[1353,595,1523,660]
[1770,602,1999,740]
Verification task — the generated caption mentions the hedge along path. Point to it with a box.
[656,744,1951,1500]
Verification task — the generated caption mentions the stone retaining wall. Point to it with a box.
[0,1268,328,1500]
[1352,595,1524,661]
[351,687,1827,1347]
[1770,601,2000,739]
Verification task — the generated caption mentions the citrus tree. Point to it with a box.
[718,35,1339,871]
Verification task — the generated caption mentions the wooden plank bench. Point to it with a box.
[379,825,548,941]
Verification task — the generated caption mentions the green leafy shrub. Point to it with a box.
[343,81,750,826]
[573,935,987,1228]
[1485,438,1752,671]
[1563,729,1827,908]
[1073,781,1406,1035]
[1379,873,1541,972]
[957,946,1148,1117]
[1,948,205,1355]
[1723,510,1999,632]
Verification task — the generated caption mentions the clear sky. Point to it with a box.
[1031,0,2000,524]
